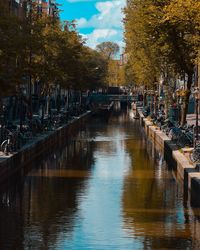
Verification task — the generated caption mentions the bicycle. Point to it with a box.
[190,142,200,163]
[176,130,193,148]
[0,127,26,155]
[1,131,15,155]
[161,119,175,135]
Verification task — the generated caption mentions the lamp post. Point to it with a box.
[154,90,158,115]
[176,89,181,123]
[26,0,33,120]
[143,89,147,107]
[192,87,200,147]
[150,90,154,115]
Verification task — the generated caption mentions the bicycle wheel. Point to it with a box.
[177,134,183,147]
[184,135,193,147]
[178,133,189,148]
[190,150,200,162]
[1,140,8,154]
[190,153,195,162]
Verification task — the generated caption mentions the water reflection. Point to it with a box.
[122,123,200,249]
[0,134,96,249]
[0,108,199,249]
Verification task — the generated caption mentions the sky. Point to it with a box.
[57,0,126,53]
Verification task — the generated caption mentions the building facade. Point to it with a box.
[30,0,58,17]
[0,0,58,17]
[0,0,25,17]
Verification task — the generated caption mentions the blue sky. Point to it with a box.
[57,0,125,52]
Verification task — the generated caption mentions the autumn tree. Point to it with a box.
[0,3,23,94]
[0,1,111,121]
[0,3,25,121]
[78,47,107,90]
[124,0,162,87]
[163,0,200,125]
[124,0,200,125]
[96,41,120,60]
[105,60,125,86]
[96,41,122,86]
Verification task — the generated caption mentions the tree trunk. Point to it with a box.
[13,96,18,120]
[29,75,33,120]
[0,96,3,120]
[46,94,50,117]
[0,96,3,142]
[41,97,45,125]
[80,91,82,106]
[143,92,147,107]
[180,72,193,126]
[19,95,23,131]
[65,90,69,110]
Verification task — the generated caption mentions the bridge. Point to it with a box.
[90,94,137,104]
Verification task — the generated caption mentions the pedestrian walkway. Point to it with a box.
[186,114,200,126]
[0,151,13,163]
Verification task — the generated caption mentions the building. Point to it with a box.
[29,0,58,17]
[0,0,59,18]
[0,0,25,17]
[48,0,59,17]
[119,53,128,66]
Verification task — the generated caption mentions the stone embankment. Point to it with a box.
[138,108,200,207]
[0,111,92,183]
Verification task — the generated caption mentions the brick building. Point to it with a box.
[0,0,25,17]
[0,0,58,17]
[29,0,58,17]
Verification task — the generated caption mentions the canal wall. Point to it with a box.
[0,111,92,183]
[137,108,200,207]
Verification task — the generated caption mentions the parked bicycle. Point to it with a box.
[0,128,26,155]
[161,119,176,135]
[152,110,165,128]
[168,123,194,147]
[176,129,193,148]
[190,142,200,163]
[1,130,16,155]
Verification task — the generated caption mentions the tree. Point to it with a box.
[0,1,115,121]
[105,60,125,86]
[79,47,107,90]
[162,0,200,125]
[0,3,25,123]
[0,3,23,95]
[96,41,120,60]
[124,0,162,87]
[124,0,200,125]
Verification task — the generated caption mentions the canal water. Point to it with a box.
[0,107,200,250]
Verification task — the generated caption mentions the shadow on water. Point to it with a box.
[0,125,97,249]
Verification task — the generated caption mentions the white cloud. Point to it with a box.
[81,29,117,48]
[77,0,125,29]
[77,18,87,27]
[81,28,124,52]
[67,0,96,2]
[70,0,126,54]
[67,0,122,2]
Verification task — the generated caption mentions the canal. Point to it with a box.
[0,106,200,249]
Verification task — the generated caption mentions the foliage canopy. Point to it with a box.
[124,0,200,124]
[0,3,107,95]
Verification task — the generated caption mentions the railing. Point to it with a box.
[90,94,136,103]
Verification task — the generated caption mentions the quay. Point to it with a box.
[0,96,128,184]
[1,103,200,207]
[0,111,92,183]
[137,107,200,207]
